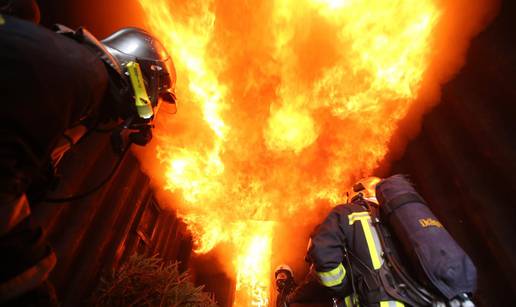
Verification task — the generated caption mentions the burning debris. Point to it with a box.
[135,0,498,305]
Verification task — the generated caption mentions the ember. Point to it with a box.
[136,0,497,305]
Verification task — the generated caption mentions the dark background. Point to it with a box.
[38,0,145,38]
[35,0,516,305]
[387,1,516,305]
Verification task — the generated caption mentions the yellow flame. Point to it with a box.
[141,0,228,209]
[233,222,274,307]
[265,104,318,154]
[138,0,444,305]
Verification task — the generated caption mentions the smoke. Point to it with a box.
[380,0,500,170]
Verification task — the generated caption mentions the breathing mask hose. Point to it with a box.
[343,246,358,307]
[43,142,131,203]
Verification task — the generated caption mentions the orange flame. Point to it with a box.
[136,0,496,305]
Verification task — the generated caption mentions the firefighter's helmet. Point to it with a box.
[275,264,295,293]
[102,28,177,120]
[275,264,294,279]
[348,176,382,203]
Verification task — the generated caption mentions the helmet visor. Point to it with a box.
[138,56,176,108]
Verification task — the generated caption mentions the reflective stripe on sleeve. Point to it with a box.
[344,295,359,307]
[380,301,405,307]
[317,263,346,287]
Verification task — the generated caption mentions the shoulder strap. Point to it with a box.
[363,199,438,306]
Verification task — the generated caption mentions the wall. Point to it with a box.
[32,132,192,306]
[385,1,516,305]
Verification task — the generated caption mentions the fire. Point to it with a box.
[135,0,491,305]
[233,222,274,307]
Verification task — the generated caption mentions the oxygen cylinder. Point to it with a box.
[375,175,477,300]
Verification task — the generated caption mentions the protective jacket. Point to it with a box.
[288,175,476,307]
[302,199,405,307]
[0,14,110,303]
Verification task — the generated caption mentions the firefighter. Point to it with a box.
[276,175,476,307]
[275,265,297,307]
[0,10,176,305]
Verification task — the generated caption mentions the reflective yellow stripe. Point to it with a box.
[317,263,346,287]
[344,295,360,307]
[380,301,405,307]
[0,15,4,26]
[348,212,383,270]
[345,296,352,306]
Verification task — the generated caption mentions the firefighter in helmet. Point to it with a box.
[276,175,476,307]
[275,264,297,307]
[0,7,176,304]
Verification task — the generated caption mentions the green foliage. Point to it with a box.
[93,254,218,307]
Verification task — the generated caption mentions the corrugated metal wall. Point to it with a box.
[32,133,192,306]
[387,1,516,305]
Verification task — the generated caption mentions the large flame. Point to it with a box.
[233,221,274,306]
[136,0,496,305]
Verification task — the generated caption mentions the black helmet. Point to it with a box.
[102,28,176,120]
[0,0,40,23]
